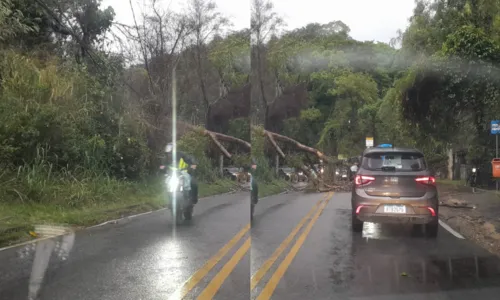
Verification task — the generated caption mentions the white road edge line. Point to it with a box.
[439,219,465,239]
[0,192,239,252]
[259,191,288,200]
[0,190,292,252]
[88,209,166,228]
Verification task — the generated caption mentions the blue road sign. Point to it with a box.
[491,120,500,135]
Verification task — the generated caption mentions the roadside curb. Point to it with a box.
[88,189,243,228]
[474,187,500,194]
[439,182,498,195]
[0,190,245,252]
[87,209,166,228]
[0,189,292,252]
[259,191,288,200]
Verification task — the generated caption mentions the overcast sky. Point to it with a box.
[102,0,415,44]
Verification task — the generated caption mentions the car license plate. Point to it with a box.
[384,177,398,184]
[383,205,406,214]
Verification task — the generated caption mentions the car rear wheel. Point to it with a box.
[351,212,363,232]
[425,222,438,238]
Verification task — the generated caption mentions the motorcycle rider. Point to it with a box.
[467,166,479,193]
[161,143,199,205]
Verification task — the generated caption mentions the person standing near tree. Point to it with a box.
[249,157,258,220]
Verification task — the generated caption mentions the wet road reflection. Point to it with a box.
[337,222,500,298]
[0,192,249,300]
[254,192,500,300]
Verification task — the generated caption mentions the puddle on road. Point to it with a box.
[327,213,500,297]
[343,254,500,297]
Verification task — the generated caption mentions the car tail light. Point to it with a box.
[415,176,436,185]
[355,175,375,186]
[427,207,436,216]
[355,205,364,214]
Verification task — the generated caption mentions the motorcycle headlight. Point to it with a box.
[168,175,180,192]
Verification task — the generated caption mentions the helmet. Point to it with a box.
[165,143,173,153]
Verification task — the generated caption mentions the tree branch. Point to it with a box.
[265,130,285,158]
[262,128,334,162]
[207,132,232,158]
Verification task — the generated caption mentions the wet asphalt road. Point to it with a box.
[3,190,500,300]
[251,191,500,300]
[0,192,249,300]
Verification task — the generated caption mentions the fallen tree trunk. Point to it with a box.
[169,118,251,159]
[260,128,334,163]
[208,131,251,150]
[176,120,251,149]
[207,132,232,158]
[265,130,285,158]
[256,127,348,192]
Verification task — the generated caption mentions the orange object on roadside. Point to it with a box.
[492,158,500,178]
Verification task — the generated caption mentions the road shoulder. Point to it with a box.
[438,183,500,256]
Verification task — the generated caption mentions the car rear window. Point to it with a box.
[361,152,427,171]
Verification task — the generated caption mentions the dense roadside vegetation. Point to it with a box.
[252,0,500,184]
[0,0,259,246]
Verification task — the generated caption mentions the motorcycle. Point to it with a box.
[467,167,479,193]
[163,167,194,224]
[336,168,349,181]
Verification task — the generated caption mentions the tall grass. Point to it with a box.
[0,51,160,244]
[0,146,162,207]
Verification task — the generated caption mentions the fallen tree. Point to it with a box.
[174,119,251,159]
[254,126,348,192]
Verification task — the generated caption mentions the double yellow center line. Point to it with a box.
[252,191,332,300]
[168,223,250,300]
[169,191,332,300]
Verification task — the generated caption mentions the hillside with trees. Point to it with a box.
[252,0,500,186]
[0,0,251,245]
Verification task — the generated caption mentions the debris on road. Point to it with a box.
[438,184,500,257]
[439,199,476,209]
[305,180,352,193]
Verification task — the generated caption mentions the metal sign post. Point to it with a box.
[491,120,500,191]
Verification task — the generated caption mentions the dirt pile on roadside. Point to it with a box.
[439,185,500,257]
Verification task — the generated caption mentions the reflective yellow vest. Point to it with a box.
[178,157,189,170]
